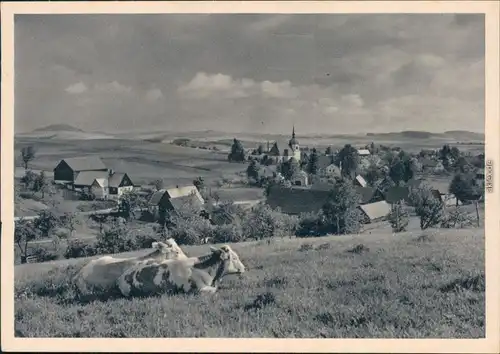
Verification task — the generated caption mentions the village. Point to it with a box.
[14,126,485,265]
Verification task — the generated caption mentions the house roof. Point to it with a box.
[74,171,108,186]
[358,200,391,221]
[167,194,204,211]
[421,179,451,194]
[92,178,108,188]
[210,210,236,226]
[149,189,167,205]
[385,186,411,204]
[355,175,368,187]
[266,185,331,215]
[356,186,378,204]
[357,149,371,156]
[60,156,107,172]
[420,158,438,168]
[317,155,333,169]
[148,185,205,206]
[108,173,128,188]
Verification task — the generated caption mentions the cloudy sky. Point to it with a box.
[15,14,484,135]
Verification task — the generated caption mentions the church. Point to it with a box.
[266,126,302,164]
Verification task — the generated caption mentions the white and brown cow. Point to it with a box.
[117,245,246,297]
[73,239,187,295]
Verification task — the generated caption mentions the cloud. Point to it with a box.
[65,82,87,94]
[15,14,485,134]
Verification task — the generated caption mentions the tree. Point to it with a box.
[241,204,297,240]
[321,178,363,235]
[337,144,359,180]
[325,146,333,155]
[449,172,483,226]
[257,144,264,155]
[246,159,260,182]
[15,218,41,263]
[118,190,144,220]
[20,170,38,191]
[153,179,164,191]
[61,212,81,238]
[33,210,61,238]
[21,146,36,170]
[409,185,445,230]
[193,176,205,191]
[307,148,320,175]
[95,218,136,254]
[33,171,49,197]
[228,138,246,162]
[279,157,301,181]
[387,201,409,232]
[166,199,213,245]
[364,161,383,186]
[389,157,406,185]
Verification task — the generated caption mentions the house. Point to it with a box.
[354,175,368,188]
[419,158,439,172]
[317,155,334,175]
[107,173,135,200]
[325,163,342,177]
[90,178,109,200]
[356,186,385,205]
[291,170,309,186]
[357,200,391,224]
[266,185,331,215]
[72,171,109,192]
[357,149,371,157]
[53,156,108,184]
[148,185,205,220]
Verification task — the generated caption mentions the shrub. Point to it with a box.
[30,246,59,262]
[64,240,97,259]
[296,210,329,237]
[212,222,245,243]
[166,201,214,245]
[387,201,410,232]
[241,204,296,240]
[440,207,473,229]
[95,220,137,254]
[409,185,445,230]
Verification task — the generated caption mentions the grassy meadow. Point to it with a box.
[14,228,485,338]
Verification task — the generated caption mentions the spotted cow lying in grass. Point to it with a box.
[73,239,187,295]
[117,245,246,297]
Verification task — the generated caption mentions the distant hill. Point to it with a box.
[366,130,484,141]
[33,124,84,132]
[442,130,485,141]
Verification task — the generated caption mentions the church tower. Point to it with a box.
[288,125,301,162]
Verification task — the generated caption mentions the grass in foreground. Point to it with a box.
[14,229,485,338]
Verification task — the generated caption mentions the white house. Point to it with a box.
[90,178,109,200]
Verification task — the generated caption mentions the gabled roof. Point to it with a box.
[60,156,107,172]
[356,186,379,204]
[92,178,108,188]
[108,173,131,188]
[357,149,371,156]
[355,175,368,188]
[149,189,167,205]
[385,186,411,204]
[167,195,204,211]
[358,200,391,221]
[317,155,334,169]
[74,171,108,186]
[266,185,331,215]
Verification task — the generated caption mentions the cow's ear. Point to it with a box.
[209,246,219,253]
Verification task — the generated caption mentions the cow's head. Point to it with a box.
[210,245,246,277]
[152,239,185,259]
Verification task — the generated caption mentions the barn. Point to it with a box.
[53,156,108,184]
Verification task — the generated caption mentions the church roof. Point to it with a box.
[288,126,299,147]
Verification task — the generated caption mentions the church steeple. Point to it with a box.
[292,125,296,139]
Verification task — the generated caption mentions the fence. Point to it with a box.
[26,255,39,264]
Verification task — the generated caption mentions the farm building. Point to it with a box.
[354,175,368,188]
[356,186,385,205]
[90,178,108,200]
[148,185,205,220]
[357,200,391,223]
[108,173,135,200]
[324,163,342,177]
[317,155,335,175]
[356,148,371,157]
[72,171,109,191]
[266,185,331,215]
[53,156,108,184]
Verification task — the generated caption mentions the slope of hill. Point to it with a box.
[14,228,484,338]
[33,124,84,132]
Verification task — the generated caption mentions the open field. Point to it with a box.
[14,228,484,338]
